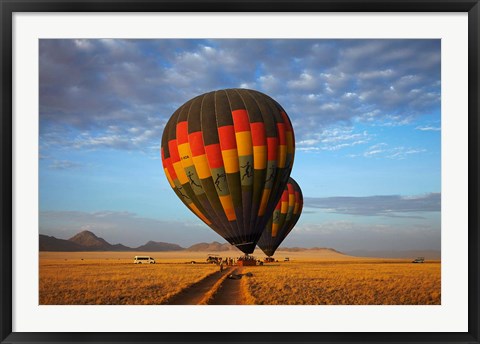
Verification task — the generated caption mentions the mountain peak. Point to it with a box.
[186,241,239,252]
[69,230,97,239]
[69,230,111,248]
[135,241,184,252]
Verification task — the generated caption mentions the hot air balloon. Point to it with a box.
[257,177,303,257]
[161,89,295,254]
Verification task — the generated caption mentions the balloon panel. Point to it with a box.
[257,177,303,257]
[161,89,295,254]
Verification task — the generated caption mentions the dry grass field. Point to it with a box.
[241,257,441,305]
[40,252,218,305]
[39,250,440,305]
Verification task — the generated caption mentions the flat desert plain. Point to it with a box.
[39,250,440,305]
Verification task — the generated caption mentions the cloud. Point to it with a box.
[282,220,440,251]
[416,125,441,131]
[48,159,82,170]
[287,72,318,90]
[303,193,440,217]
[296,126,370,152]
[350,143,426,159]
[39,210,221,247]
[40,39,440,156]
[39,208,441,251]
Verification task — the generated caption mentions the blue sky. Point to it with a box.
[39,39,441,251]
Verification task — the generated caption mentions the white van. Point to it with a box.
[134,256,156,264]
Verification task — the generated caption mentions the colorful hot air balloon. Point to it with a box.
[161,89,295,254]
[257,177,303,257]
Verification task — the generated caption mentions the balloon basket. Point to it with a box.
[237,259,257,267]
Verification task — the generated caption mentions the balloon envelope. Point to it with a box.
[257,177,303,257]
[161,89,295,254]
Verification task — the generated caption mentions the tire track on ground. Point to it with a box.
[208,267,246,305]
[163,267,235,305]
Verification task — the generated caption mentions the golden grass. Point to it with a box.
[39,252,441,305]
[39,252,217,305]
[241,260,441,305]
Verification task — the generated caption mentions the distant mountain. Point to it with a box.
[135,241,184,252]
[110,244,134,251]
[41,230,435,258]
[39,230,182,252]
[39,234,87,251]
[346,249,441,260]
[277,247,344,254]
[68,231,113,250]
[186,241,239,252]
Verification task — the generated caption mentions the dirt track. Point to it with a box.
[209,268,246,305]
[163,267,247,305]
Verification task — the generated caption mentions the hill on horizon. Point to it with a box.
[39,231,185,252]
[39,230,440,259]
[136,240,184,252]
[346,249,441,260]
[186,241,240,252]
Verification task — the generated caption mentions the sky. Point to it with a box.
[39,39,441,252]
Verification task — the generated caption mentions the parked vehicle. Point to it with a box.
[412,257,425,263]
[206,254,221,264]
[134,256,156,264]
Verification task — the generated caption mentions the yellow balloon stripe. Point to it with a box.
[253,146,267,169]
[258,189,271,216]
[236,131,253,156]
[173,161,188,185]
[178,143,194,167]
[221,148,239,173]
[289,193,295,207]
[192,154,211,179]
[272,223,279,237]
[278,145,287,168]
[219,195,236,221]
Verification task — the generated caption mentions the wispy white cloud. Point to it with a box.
[351,143,426,159]
[303,192,440,217]
[48,159,82,170]
[284,220,440,251]
[297,127,371,152]
[386,147,427,159]
[416,125,441,131]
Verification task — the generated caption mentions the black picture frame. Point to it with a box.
[1,1,479,343]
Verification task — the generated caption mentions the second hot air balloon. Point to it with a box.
[257,177,303,258]
[161,89,295,254]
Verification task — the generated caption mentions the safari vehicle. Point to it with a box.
[284,257,290,262]
[206,254,221,264]
[412,257,425,263]
[264,257,275,263]
[134,256,156,264]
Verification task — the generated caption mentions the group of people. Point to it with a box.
[217,257,237,267]
[217,255,258,271]
[237,255,257,262]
